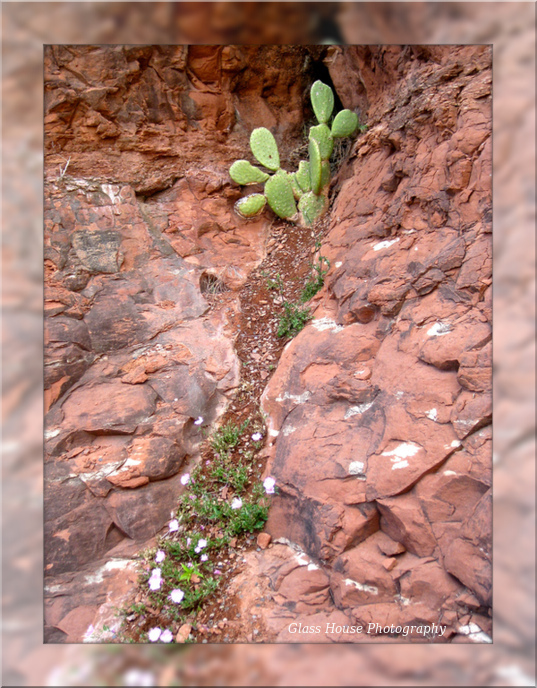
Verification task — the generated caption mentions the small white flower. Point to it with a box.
[194,416,204,425]
[263,477,276,494]
[251,432,263,442]
[180,473,190,485]
[168,519,179,532]
[160,629,173,643]
[149,576,162,591]
[148,627,162,642]
[169,588,184,604]
[194,537,208,553]
[200,554,208,562]
[231,497,243,510]
[155,550,165,563]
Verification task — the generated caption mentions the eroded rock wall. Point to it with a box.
[44,45,316,641]
[258,45,492,641]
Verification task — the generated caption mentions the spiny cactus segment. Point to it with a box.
[308,137,323,195]
[331,109,359,138]
[250,128,280,171]
[309,123,334,160]
[298,191,328,226]
[229,80,360,226]
[264,170,297,220]
[230,160,270,185]
[235,193,267,218]
[310,80,334,124]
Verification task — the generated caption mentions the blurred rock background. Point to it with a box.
[2,2,535,686]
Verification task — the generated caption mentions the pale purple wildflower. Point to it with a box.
[148,627,162,642]
[180,473,190,485]
[155,550,166,563]
[200,554,208,562]
[189,494,196,500]
[194,416,204,425]
[194,538,208,553]
[148,568,162,591]
[251,432,263,442]
[263,476,276,494]
[168,519,179,532]
[231,497,243,510]
[214,569,222,575]
[169,588,185,604]
[160,629,173,643]
[149,577,162,591]
[186,537,191,546]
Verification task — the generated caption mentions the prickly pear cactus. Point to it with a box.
[229,80,361,226]
[235,193,267,218]
[250,128,280,171]
[230,160,269,185]
[265,171,297,220]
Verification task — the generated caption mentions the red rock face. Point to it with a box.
[43,45,314,639]
[44,44,492,643]
[260,45,492,641]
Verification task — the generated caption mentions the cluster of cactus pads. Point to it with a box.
[230,81,359,226]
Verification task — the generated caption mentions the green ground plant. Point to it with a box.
[124,417,272,638]
[277,301,312,338]
[230,80,360,226]
[300,254,330,302]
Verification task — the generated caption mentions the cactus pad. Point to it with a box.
[235,193,267,218]
[321,160,331,189]
[250,128,280,171]
[265,171,297,219]
[310,80,334,124]
[288,173,304,201]
[331,109,359,138]
[298,191,328,226]
[309,124,334,160]
[296,161,312,192]
[308,137,323,195]
[230,160,269,185]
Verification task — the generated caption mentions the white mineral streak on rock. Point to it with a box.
[102,183,121,204]
[78,460,127,482]
[282,425,296,436]
[275,391,311,404]
[373,238,399,251]
[443,470,458,476]
[311,317,344,333]
[83,559,132,585]
[391,460,409,470]
[458,623,492,643]
[382,442,421,471]
[344,401,374,419]
[345,578,378,595]
[426,408,438,421]
[382,443,421,459]
[348,461,365,475]
[395,594,411,606]
[427,321,451,337]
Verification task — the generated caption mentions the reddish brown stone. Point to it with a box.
[257,532,271,549]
